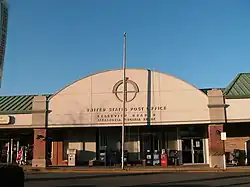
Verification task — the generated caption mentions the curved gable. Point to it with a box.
[48,69,209,126]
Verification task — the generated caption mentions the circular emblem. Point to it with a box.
[112,78,139,102]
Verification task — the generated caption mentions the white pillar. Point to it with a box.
[10,138,13,163]
[6,141,10,163]
[204,138,210,165]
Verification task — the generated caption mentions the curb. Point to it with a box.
[23,168,250,173]
[24,169,225,173]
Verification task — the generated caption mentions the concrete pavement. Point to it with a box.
[23,165,250,173]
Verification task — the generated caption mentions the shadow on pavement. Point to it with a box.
[26,172,250,187]
[56,183,250,187]
[215,181,250,187]
[163,173,250,185]
[57,182,250,187]
[59,185,208,187]
[57,186,96,187]
[119,173,250,187]
[121,185,209,187]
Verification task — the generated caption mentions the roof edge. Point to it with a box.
[0,111,32,115]
[225,95,250,99]
[0,93,53,97]
[49,68,209,101]
[223,73,242,95]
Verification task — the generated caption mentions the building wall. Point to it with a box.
[46,69,220,166]
[225,99,250,123]
[48,69,210,127]
[0,114,32,129]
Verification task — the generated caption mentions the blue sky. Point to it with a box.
[2,0,250,95]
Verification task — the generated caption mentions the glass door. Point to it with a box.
[193,138,204,163]
[182,139,192,163]
[182,138,204,164]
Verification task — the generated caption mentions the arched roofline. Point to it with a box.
[49,68,207,101]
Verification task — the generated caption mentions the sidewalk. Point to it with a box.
[23,165,238,173]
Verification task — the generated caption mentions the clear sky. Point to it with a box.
[1,0,250,95]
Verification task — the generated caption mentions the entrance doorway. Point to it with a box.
[182,138,204,164]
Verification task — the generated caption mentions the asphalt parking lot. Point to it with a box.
[24,171,250,187]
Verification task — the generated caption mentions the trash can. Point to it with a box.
[173,150,180,166]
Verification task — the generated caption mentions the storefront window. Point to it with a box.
[63,141,69,160]
[179,125,206,138]
[165,128,178,150]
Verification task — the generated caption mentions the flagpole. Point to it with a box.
[121,32,127,170]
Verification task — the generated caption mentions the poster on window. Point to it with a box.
[195,141,200,148]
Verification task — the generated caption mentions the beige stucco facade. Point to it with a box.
[0,114,32,128]
[48,69,210,127]
[225,99,250,123]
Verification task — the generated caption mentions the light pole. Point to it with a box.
[121,32,127,170]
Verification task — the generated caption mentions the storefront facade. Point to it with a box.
[0,69,249,168]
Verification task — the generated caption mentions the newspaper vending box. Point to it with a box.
[67,148,77,166]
